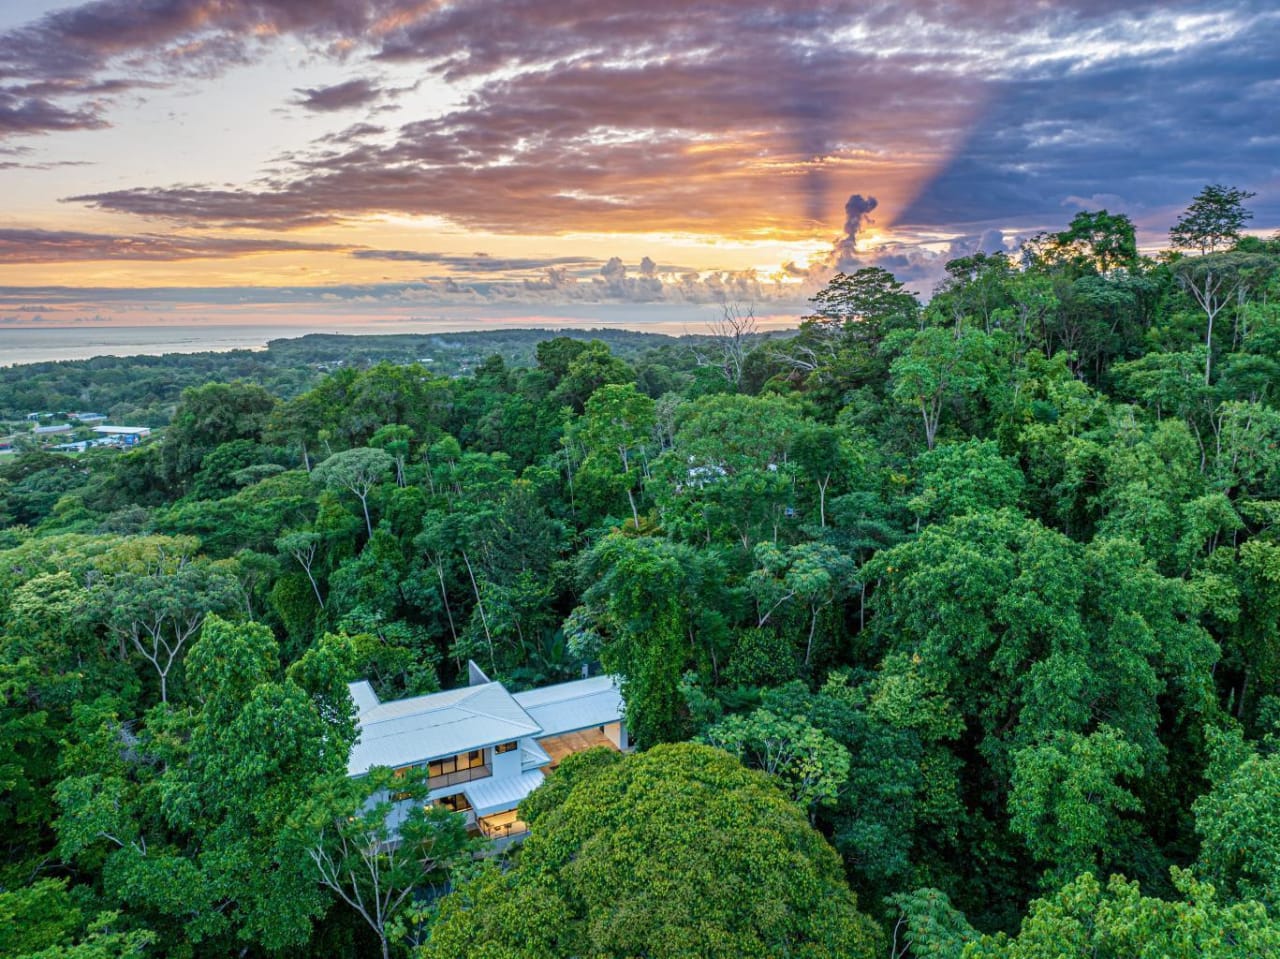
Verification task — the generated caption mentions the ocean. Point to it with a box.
[0,304,774,366]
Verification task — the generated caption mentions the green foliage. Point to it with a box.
[1170,184,1257,254]
[964,869,1280,958]
[427,744,883,959]
[702,707,851,812]
[7,231,1280,957]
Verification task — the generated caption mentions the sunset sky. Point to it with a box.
[0,0,1277,332]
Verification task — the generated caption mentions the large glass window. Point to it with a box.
[426,750,490,787]
[495,741,518,754]
[437,793,472,813]
[428,750,486,778]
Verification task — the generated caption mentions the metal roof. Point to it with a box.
[521,738,553,771]
[346,681,541,776]
[348,680,379,714]
[512,675,624,737]
[464,769,545,817]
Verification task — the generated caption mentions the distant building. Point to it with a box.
[92,426,151,446]
[349,663,627,841]
[71,412,107,423]
[33,424,72,435]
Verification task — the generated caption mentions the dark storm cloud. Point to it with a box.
[293,77,384,112]
[897,6,1280,232]
[0,227,347,262]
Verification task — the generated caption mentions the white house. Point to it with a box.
[347,663,627,840]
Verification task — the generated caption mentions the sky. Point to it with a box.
[0,0,1277,333]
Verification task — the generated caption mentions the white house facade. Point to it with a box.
[347,663,627,840]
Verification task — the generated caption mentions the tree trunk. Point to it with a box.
[305,566,325,609]
[463,551,494,667]
[436,562,458,646]
[358,493,374,538]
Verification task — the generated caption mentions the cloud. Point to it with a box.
[0,228,348,262]
[0,0,425,136]
[832,194,879,271]
[293,77,385,112]
[0,0,1273,286]
[352,250,600,272]
[53,0,1278,248]
[0,91,107,135]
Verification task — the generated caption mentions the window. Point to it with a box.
[437,793,472,813]
[495,741,518,754]
[427,750,489,782]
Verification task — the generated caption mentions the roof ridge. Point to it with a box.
[458,698,542,733]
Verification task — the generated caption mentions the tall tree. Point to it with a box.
[426,744,882,959]
[295,767,475,959]
[312,447,395,538]
[1170,184,1257,254]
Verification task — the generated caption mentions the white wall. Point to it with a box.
[491,742,523,779]
[604,721,628,750]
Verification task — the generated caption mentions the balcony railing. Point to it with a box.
[478,817,528,840]
[427,764,491,791]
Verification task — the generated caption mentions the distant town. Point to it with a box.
[1,411,152,456]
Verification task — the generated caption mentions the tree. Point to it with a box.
[312,447,395,538]
[889,327,995,450]
[574,535,700,745]
[295,767,475,959]
[908,439,1024,525]
[54,619,357,953]
[92,553,241,703]
[895,869,1280,958]
[1174,252,1274,384]
[572,383,656,527]
[700,300,758,389]
[791,423,850,528]
[425,744,882,959]
[1009,726,1144,885]
[1043,210,1140,274]
[748,541,853,667]
[1170,184,1257,254]
[277,529,326,609]
[1193,722,1280,911]
[161,380,277,489]
[370,424,415,488]
[702,708,851,816]
[788,267,920,380]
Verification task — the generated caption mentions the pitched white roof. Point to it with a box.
[348,680,379,714]
[512,675,624,737]
[346,681,541,776]
[521,738,553,771]
[464,769,545,816]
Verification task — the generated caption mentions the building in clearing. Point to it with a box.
[92,425,151,445]
[347,663,627,840]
